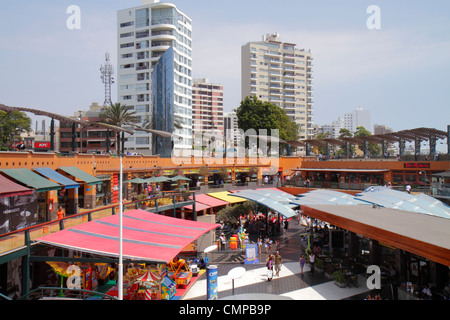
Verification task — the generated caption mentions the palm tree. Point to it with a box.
[99,103,139,155]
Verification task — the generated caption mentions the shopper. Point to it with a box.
[266,255,274,281]
[257,236,262,254]
[274,251,282,277]
[299,254,306,277]
[220,233,226,251]
[309,252,315,275]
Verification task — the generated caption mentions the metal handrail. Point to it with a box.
[17,287,118,300]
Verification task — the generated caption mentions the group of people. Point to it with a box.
[266,251,282,281]
[257,235,281,254]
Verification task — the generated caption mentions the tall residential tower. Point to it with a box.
[117,0,192,155]
[242,33,314,139]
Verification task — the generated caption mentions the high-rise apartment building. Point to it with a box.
[321,117,344,139]
[344,106,371,134]
[242,33,314,139]
[223,111,240,148]
[192,79,224,139]
[117,0,192,154]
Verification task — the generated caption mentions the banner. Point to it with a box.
[0,191,38,234]
[245,243,259,264]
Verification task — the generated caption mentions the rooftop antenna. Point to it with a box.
[100,52,114,106]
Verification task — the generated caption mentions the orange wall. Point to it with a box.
[0,151,447,178]
[0,151,304,176]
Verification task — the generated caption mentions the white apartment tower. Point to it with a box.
[242,33,314,139]
[117,0,193,154]
[344,106,371,134]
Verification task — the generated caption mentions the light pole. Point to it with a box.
[118,154,123,300]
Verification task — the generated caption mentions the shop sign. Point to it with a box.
[403,163,430,169]
[34,142,51,149]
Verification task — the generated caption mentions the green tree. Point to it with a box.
[0,110,31,150]
[315,132,331,155]
[216,201,253,225]
[336,128,354,157]
[354,126,381,157]
[99,103,139,154]
[235,96,299,154]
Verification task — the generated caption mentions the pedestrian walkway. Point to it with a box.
[183,221,370,300]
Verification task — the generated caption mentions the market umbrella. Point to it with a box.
[124,178,148,184]
[170,175,191,182]
[146,176,171,183]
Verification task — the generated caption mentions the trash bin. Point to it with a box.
[229,237,237,250]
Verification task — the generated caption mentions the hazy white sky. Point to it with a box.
[0,0,449,136]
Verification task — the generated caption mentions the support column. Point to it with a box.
[369,240,381,266]
[345,141,349,158]
[47,190,58,221]
[83,184,96,210]
[363,140,368,158]
[50,118,55,151]
[414,137,421,158]
[67,188,79,215]
[71,122,76,152]
[399,138,405,156]
[106,129,110,154]
[447,125,450,155]
[429,135,436,156]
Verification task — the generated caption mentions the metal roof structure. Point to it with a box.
[289,187,450,219]
[230,189,298,218]
[286,127,448,149]
[302,204,450,266]
[0,104,134,134]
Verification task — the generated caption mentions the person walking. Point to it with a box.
[309,252,316,275]
[220,233,226,251]
[264,235,270,254]
[257,236,263,254]
[266,255,274,281]
[284,219,289,234]
[274,251,282,277]
[299,254,306,277]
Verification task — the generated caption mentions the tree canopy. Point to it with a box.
[0,110,31,150]
[235,96,299,153]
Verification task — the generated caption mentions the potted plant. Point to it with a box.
[333,270,346,288]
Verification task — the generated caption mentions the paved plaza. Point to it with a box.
[183,222,371,300]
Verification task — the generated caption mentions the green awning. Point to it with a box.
[0,168,61,192]
[58,167,102,186]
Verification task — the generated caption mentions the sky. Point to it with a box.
[0,0,449,141]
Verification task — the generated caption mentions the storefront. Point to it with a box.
[57,167,102,210]
[0,168,61,222]
[302,204,450,299]
[295,168,388,190]
[0,175,36,234]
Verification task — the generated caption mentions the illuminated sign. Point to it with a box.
[403,163,430,169]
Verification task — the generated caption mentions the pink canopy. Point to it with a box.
[36,209,219,263]
[189,194,228,207]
